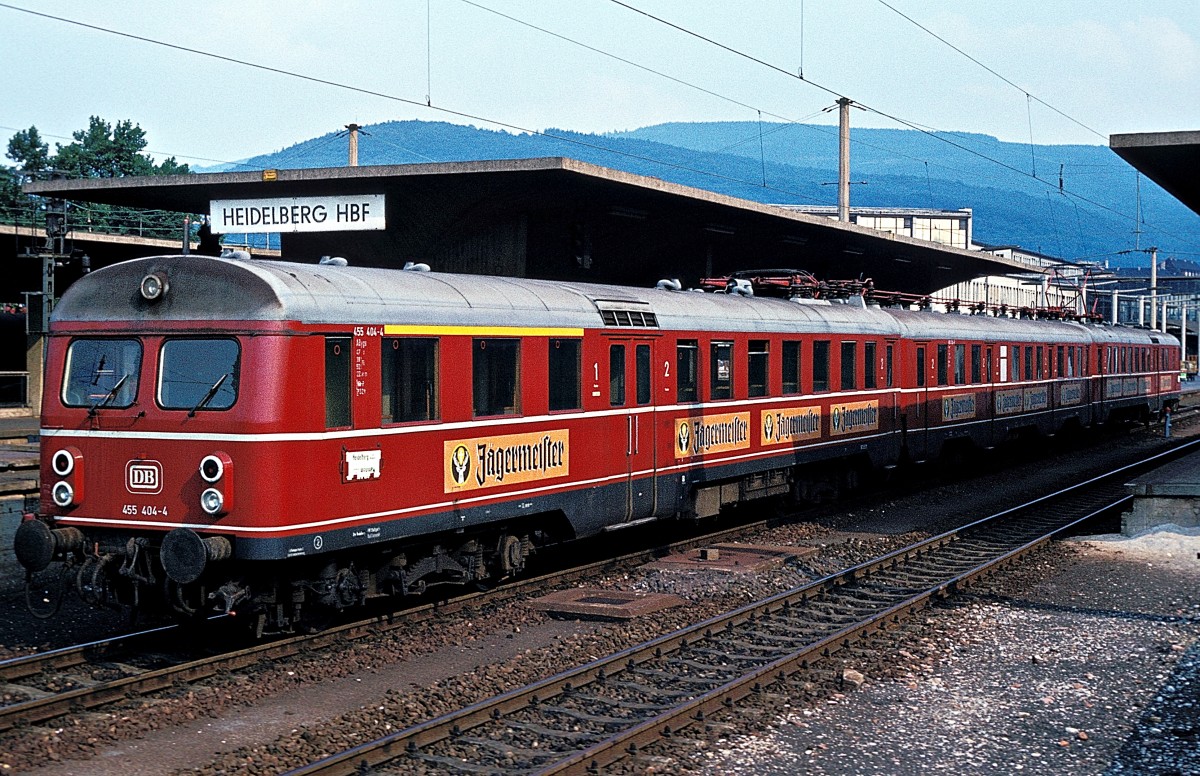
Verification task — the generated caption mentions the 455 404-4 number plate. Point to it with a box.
[122,504,169,517]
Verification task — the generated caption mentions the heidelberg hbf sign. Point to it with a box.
[210,195,386,233]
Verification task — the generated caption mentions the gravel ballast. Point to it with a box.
[4,420,1199,774]
[702,530,1200,775]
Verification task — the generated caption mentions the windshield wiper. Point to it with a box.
[88,373,129,417]
[188,373,228,417]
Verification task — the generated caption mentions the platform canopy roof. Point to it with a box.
[1110,131,1200,216]
[26,156,1034,295]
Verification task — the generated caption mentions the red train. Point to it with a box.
[15,256,1180,634]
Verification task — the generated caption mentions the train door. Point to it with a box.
[907,341,930,462]
[606,336,658,521]
[885,339,899,459]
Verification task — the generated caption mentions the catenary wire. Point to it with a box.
[874,0,1108,142]
[0,2,832,206]
[460,0,965,177]
[606,0,1200,251]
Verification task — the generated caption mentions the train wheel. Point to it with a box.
[24,568,69,619]
[499,535,526,576]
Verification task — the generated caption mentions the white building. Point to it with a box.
[782,206,1123,316]
[783,206,973,250]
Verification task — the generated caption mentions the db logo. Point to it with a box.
[126,460,163,494]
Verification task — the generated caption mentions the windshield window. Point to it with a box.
[62,339,141,408]
[158,338,240,411]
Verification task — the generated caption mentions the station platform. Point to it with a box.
[1125,449,1200,534]
[0,413,38,441]
[0,415,39,594]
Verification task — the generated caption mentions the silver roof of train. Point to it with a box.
[51,255,1177,347]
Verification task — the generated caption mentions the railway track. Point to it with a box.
[0,505,797,735]
[0,430,1191,748]
[283,441,1198,776]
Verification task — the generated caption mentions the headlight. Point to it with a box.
[51,446,81,477]
[52,481,75,507]
[52,449,76,476]
[200,454,225,483]
[140,271,169,301]
[200,488,224,516]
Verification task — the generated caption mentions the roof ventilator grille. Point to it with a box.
[595,301,659,328]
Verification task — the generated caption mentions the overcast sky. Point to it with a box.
[2,0,1198,167]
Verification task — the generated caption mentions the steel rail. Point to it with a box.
[545,495,1130,775]
[0,501,787,733]
[285,439,1198,776]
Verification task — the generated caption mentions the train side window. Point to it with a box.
[813,340,831,392]
[473,338,521,417]
[986,346,993,382]
[954,344,966,385]
[970,344,981,384]
[635,344,651,405]
[782,341,801,394]
[1024,346,1034,381]
[1057,346,1064,378]
[1036,346,1044,379]
[382,338,438,424]
[748,340,770,397]
[1067,347,1075,377]
[999,345,1008,382]
[711,341,734,399]
[864,341,877,389]
[63,338,142,409]
[916,345,926,387]
[841,341,857,391]
[609,344,626,406]
[548,338,582,412]
[937,344,948,386]
[159,338,241,412]
[325,336,351,428]
[677,340,699,402]
[885,343,894,388]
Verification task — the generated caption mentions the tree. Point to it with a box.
[53,116,191,178]
[7,126,50,175]
[0,116,194,237]
[1,126,50,225]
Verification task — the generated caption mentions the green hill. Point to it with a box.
[220,119,1200,267]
